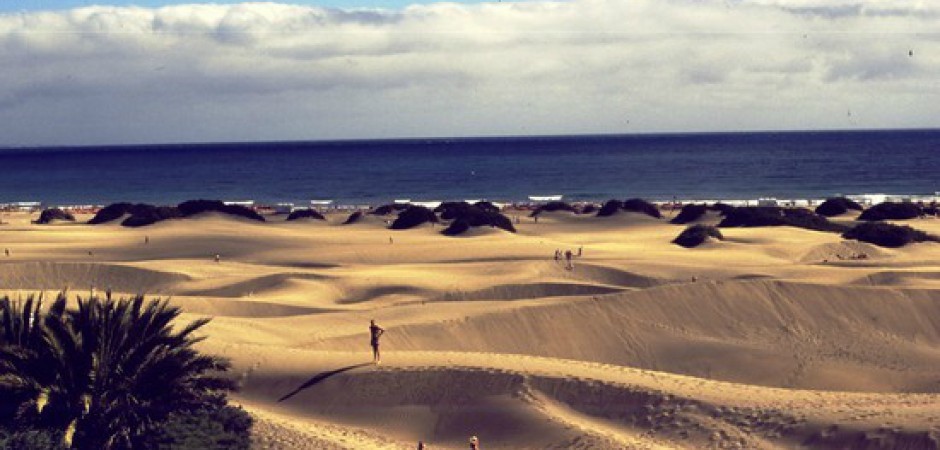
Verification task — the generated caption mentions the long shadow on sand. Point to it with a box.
[278,363,372,402]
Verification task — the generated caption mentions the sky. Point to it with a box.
[0,0,938,147]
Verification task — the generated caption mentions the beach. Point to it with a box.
[2,206,940,449]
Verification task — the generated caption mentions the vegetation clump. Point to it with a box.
[285,209,325,221]
[670,204,707,224]
[595,200,623,217]
[858,202,923,221]
[436,202,515,235]
[176,200,264,222]
[89,200,264,227]
[842,222,938,248]
[88,203,137,224]
[369,204,409,216]
[441,219,471,236]
[434,202,474,220]
[34,208,75,224]
[814,197,863,217]
[120,206,182,227]
[709,203,735,215]
[530,201,577,217]
[673,225,724,248]
[596,199,661,218]
[621,198,661,218]
[342,211,363,225]
[0,293,250,450]
[390,206,438,229]
[718,207,847,233]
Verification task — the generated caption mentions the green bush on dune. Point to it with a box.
[673,224,724,248]
[0,293,251,450]
[842,222,939,248]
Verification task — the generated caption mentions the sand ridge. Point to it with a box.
[2,211,940,448]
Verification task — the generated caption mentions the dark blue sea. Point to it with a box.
[1,130,938,206]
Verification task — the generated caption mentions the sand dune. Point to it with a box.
[3,211,940,449]
[0,261,189,294]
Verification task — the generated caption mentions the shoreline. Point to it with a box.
[3,192,940,215]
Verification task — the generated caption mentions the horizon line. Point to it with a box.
[2,126,940,152]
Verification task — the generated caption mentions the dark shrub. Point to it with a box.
[478,211,516,233]
[673,225,724,248]
[133,401,252,450]
[370,204,409,216]
[718,207,787,227]
[0,428,65,450]
[719,207,846,233]
[177,200,265,222]
[438,204,516,235]
[580,204,598,215]
[596,200,623,217]
[121,206,183,227]
[473,201,500,214]
[709,203,735,215]
[924,205,939,216]
[441,219,471,236]
[815,197,863,217]
[390,206,438,229]
[621,198,661,218]
[858,202,923,221]
[435,202,472,220]
[530,201,577,217]
[670,204,707,224]
[843,222,938,248]
[285,209,325,221]
[88,203,135,224]
[781,208,849,233]
[34,208,75,224]
[342,211,363,225]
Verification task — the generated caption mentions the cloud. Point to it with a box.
[0,0,938,146]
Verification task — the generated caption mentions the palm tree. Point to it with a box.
[0,293,235,450]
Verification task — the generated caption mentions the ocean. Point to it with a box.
[1,129,938,206]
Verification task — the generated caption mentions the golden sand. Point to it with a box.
[2,210,940,449]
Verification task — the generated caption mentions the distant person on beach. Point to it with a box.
[554,249,561,261]
[4,248,9,257]
[370,319,386,364]
[577,246,582,257]
[469,436,480,449]
[417,441,426,450]
[214,254,221,263]
[564,250,573,270]
[144,235,149,244]
[389,236,394,244]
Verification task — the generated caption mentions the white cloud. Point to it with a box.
[0,0,938,146]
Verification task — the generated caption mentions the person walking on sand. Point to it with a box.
[577,246,582,257]
[144,235,149,245]
[214,254,221,263]
[469,436,480,449]
[564,249,573,270]
[370,319,385,364]
[554,249,561,261]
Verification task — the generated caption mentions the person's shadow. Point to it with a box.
[278,363,372,403]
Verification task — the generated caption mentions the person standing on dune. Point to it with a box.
[370,319,386,364]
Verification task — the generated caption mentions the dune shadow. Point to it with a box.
[277,362,372,402]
